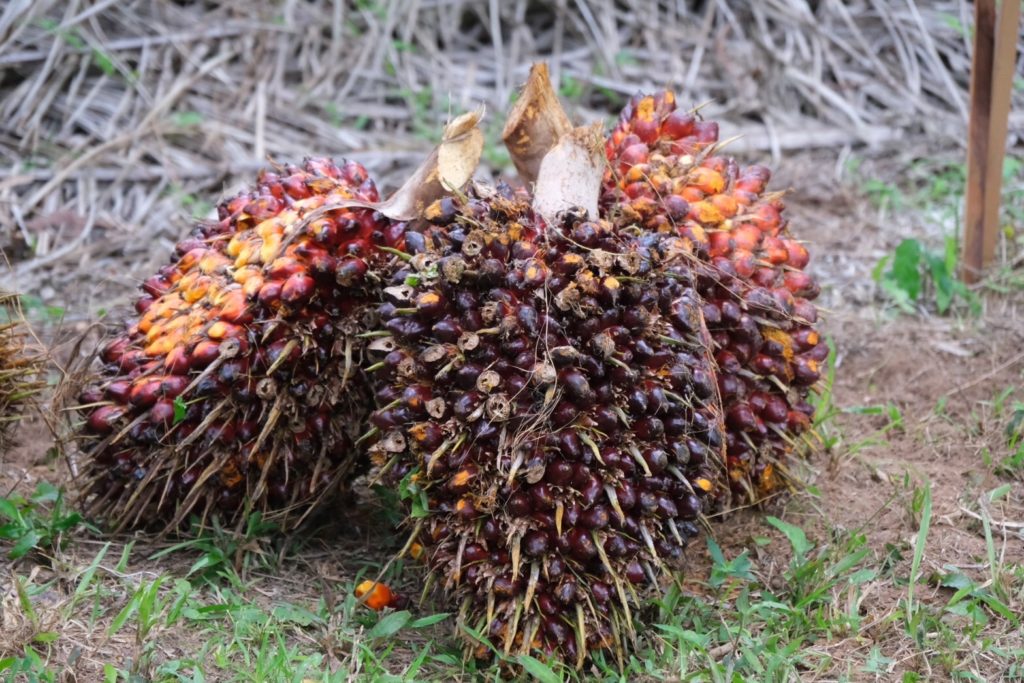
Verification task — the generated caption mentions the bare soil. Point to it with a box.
[3,169,1022,680]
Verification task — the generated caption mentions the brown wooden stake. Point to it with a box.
[963,0,996,283]
[963,0,1020,283]
[983,0,1021,266]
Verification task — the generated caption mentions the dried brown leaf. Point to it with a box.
[335,110,484,221]
[502,63,572,184]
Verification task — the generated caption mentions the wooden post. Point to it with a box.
[984,0,1022,266]
[963,0,1021,283]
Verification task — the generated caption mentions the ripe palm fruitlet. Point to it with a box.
[601,91,824,504]
[364,142,727,664]
[75,158,394,532]
[1,293,45,451]
[354,580,401,611]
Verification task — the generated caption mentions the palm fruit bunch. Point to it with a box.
[73,158,391,531]
[600,91,824,505]
[364,126,727,665]
[65,59,825,671]
[73,113,484,533]
[1,293,46,451]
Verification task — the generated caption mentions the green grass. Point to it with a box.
[37,17,120,79]
[2,475,1021,681]
[872,236,980,316]
[5,376,1024,681]
[10,295,66,325]
[3,349,1023,681]
[0,481,84,560]
[1000,393,1024,475]
[161,183,215,222]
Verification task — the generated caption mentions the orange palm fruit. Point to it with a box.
[354,581,395,611]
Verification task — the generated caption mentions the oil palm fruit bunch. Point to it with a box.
[599,92,824,504]
[365,126,726,665]
[1,293,46,451]
[73,113,485,533]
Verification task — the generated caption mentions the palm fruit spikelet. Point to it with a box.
[600,90,824,505]
[1,293,46,452]
[73,111,486,533]
[364,129,726,666]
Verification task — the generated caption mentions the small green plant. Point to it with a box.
[167,110,204,128]
[862,646,895,675]
[482,119,512,172]
[856,154,1023,305]
[148,512,278,585]
[162,183,214,220]
[15,295,65,323]
[354,0,387,19]
[558,74,585,101]
[844,401,904,437]
[38,17,121,79]
[903,481,932,642]
[873,237,980,315]
[0,482,83,560]
[398,466,431,520]
[861,176,903,211]
[0,647,58,682]
[998,157,1024,228]
[1000,400,1024,474]
[706,536,755,587]
[809,338,840,449]
[397,86,436,142]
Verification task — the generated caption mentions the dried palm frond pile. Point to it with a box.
[2,1,1020,320]
[0,293,45,451]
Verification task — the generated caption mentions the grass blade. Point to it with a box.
[906,483,932,625]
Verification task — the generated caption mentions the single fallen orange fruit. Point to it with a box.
[354,580,394,611]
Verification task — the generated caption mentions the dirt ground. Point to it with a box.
[2,150,1022,680]
[1,2,1023,678]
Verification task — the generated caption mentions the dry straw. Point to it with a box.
[0,0,1021,310]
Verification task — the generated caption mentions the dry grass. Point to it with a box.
[1,1,1023,681]
[3,0,1022,318]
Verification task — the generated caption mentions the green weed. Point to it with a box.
[1000,400,1024,475]
[162,184,215,220]
[0,647,58,683]
[0,482,84,560]
[37,18,125,81]
[14,295,65,324]
[873,237,980,315]
[148,513,279,586]
[857,155,1023,311]
[168,111,204,128]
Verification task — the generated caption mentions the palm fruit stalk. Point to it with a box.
[74,113,484,533]
[600,92,824,504]
[1,293,46,451]
[365,126,726,666]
